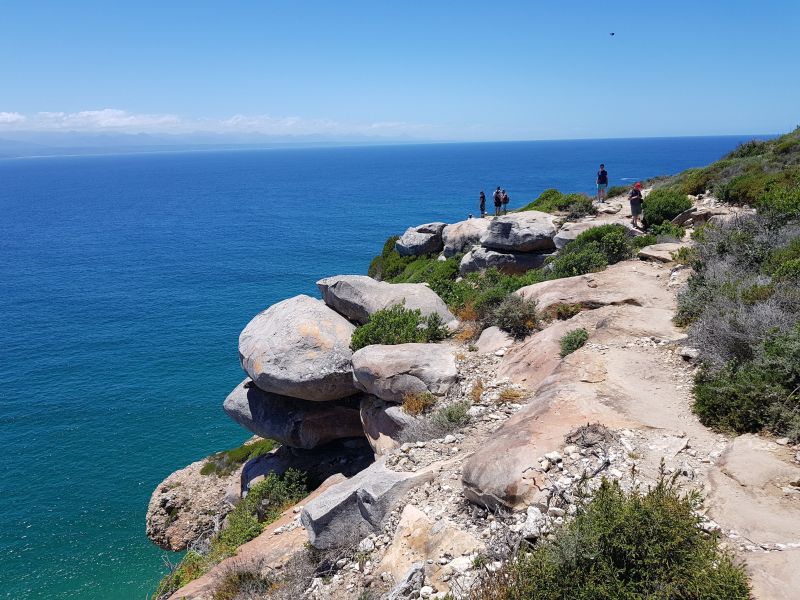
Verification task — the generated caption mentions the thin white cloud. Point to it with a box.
[0,108,439,139]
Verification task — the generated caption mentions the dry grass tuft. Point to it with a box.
[496,387,526,404]
[402,391,436,416]
[469,379,485,403]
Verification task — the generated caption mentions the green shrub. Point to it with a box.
[631,233,658,249]
[757,183,800,222]
[470,477,750,600]
[547,244,608,279]
[545,302,582,321]
[350,304,449,350]
[694,325,800,442]
[643,189,692,227]
[520,189,596,219]
[560,328,589,357]
[153,551,208,599]
[212,567,275,600]
[606,184,629,197]
[489,294,538,339]
[651,221,685,240]
[389,256,463,306]
[546,224,633,279]
[368,235,415,280]
[432,401,471,430]
[200,438,278,477]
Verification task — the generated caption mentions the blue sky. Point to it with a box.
[1,0,798,141]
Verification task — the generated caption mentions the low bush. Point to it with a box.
[559,328,589,357]
[200,438,278,477]
[153,551,207,599]
[547,224,634,279]
[520,189,596,219]
[543,302,582,321]
[651,221,685,241]
[213,566,275,600]
[388,256,464,306]
[368,236,414,281]
[350,304,449,351]
[489,294,538,339]
[470,476,750,599]
[643,188,692,227]
[606,184,629,197]
[432,401,471,430]
[631,233,658,249]
[402,391,436,416]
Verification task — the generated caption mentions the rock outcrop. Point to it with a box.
[441,218,491,257]
[238,295,357,401]
[317,275,456,327]
[352,343,458,403]
[223,379,364,449]
[479,211,557,252]
[553,221,600,249]
[459,246,552,275]
[360,396,419,455]
[395,222,447,257]
[637,242,686,263]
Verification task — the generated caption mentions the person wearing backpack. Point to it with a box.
[493,186,502,216]
[596,163,609,203]
[629,182,644,229]
[501,189,509,214]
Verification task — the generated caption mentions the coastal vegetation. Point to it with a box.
[200,438,277,477]
[350,304,449,350]
[519,188,596,219]
[470,475,750,599]
[641,188,693,228]
[559,328,589,357]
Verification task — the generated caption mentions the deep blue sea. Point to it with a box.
[0,136,752,599]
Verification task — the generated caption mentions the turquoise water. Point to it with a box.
[0,137,749,599]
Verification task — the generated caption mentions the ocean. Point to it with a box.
[0,136,752,599]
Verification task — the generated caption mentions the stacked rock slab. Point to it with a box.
[239,294,357,402]
[317,275,457,328]
[479,211,557,252]
[441,218,491,257]
[360,396,420,456]
[395,222,447,257]
[459,246,553,275]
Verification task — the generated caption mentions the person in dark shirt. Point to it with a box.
[479,190,486,217]
[501,189,509,214]
[596,163,609,203]
[629,182,644,228]
[493,186,502,216]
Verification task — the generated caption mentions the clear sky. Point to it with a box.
[1,0,798,141]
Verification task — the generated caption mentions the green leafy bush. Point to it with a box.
[643,189,692,227]
[631,233,658,249]
[546,224,633,279]
[489,294,538,339]
[213,567,275,600]
[651,221,685,240]
[521,189,596,219]
[200,438,278,477]
[152,551,207,599]
[389,256,464,306]
[367,235,415,280]
[470,476,750,599]
[432,401,471,430]
[559,328,589,357]
[757,183,800,222]
[606,184,629,198]
[350,304,449,350]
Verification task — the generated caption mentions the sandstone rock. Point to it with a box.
[637,242,686,263]
[352,343,458,403]
[515,260,673,313]
[459,246,552,275]
[475,326,513,355]
[553,221,602,250]
[480,211,557,252]
[396,222,447,257]
[388,562,425,600]
[441,218,491,257]
[379,504,483,594]
[360,396,420,455]
[317,275,456,327]
[223,379,364,449]
[239,295,357,401]
[301,459,436,549]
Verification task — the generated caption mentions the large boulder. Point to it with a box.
[317,275,456,327]
[223,379,364,449]
[441,218,491,257]
[553,221,601,250]
[479,211,557,252]
[360,396,419,455]
[239,295,357,401]
[301,459,436,549]
[515,260,673,313]
[395,222,447,257]
[352,343,458,403]
[637,242,687,263]
[459,246,552,275]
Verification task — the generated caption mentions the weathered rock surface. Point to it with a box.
[475,326,513,355]
[553,221,602,249]
[637,242,686,263]
[459,246,552,275]
[441,218,491,257]
[515,260,673,313]
[480,211,557,252]
[352,343,458,403]
[223,379,364,449]
[378,504,483,593]
[360,396,419,455]
[395,222,446,257]
[238,295,357,401]
[317,275,456,327]
[301,459,437,549]
[147,456,243,552]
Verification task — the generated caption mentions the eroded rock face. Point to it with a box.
[238,295,357,401]
[441,218,491,257]
[147,457,242,551]
[360,396,419,455]
[459,246,552,275]
[475,326,513,355]
[317,275,456,327]
[395,222,447,257]
[479,211,557,253]
[301,459,436,549]
[352,343,458,403]
[223,379,364,449]
[637,242,687,263]
[553,222,602,250]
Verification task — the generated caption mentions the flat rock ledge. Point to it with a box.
[395,222,447,257]
[479,211,557,253]
[238,294,357,401]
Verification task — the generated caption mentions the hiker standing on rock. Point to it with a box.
[596,163,609,203]
[629,182,644,229]
[501,189,509,214]
[479,190,486,217]
[493,186,502,216]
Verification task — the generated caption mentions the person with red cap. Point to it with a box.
[628,182,644,229]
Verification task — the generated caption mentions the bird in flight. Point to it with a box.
[610,32,615,36]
